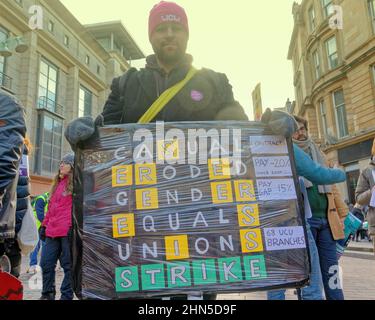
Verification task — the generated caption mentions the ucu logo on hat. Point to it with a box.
[149,1,189,39]
[161,14,181,22]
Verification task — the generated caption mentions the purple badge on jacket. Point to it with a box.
[191,90,204,102]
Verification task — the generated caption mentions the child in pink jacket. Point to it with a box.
[39,153,74,300]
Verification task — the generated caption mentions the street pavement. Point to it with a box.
[19,240,374,300]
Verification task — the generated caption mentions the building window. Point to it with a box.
[326,36,339,70]
[308,6,316,32]
[79,86,92,117]
[313,50,321,80]
[320,99,328,137]
[85,55,90,65]
[333,89,349,138]
[97,65,101,74]
[0,27,8,86]
[38,58,58,113]
[36,113,63,176]
[63,35,69,47]
[369,0,375,33]
[47,20,54,33]
[321,0,334,18]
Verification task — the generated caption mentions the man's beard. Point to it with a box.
[293,134,308,141]
[153,43,185,66]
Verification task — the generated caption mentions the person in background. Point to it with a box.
[0,136,32,278]
[267,126,346,300]
[355,137,375,254]
[292,115,347,300]
[27,192,49,274]
[39,153,74,300]
[0,89,26,239]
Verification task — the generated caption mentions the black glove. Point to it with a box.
[261,108,298,138]
[39,226,46,241]
[64,116,100,151]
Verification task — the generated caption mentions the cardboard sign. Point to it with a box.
[74,121,309,299]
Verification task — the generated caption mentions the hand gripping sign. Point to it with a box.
[72,121,310,299]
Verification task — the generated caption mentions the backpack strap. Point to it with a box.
[118,67,137,123]
[138,66,198,124]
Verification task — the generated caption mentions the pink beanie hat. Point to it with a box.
[148,1,189,39]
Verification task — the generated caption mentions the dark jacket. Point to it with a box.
[0,90,26,239]
[15,146,31,234]
[101,54,248,124]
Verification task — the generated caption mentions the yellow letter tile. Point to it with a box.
[239,228,264,253]
[165,235,190,260]
[234,180,256,202]
[112,214,135,238]
[136,188,159,210]
[211,181,233,204]
[112,165,132,187]
[208,158,231,180]
[237,204,260,227]
[135,163,157,185]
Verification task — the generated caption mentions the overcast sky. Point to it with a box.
[61,0,300,120]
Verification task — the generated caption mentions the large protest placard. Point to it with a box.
[73,121,310,299]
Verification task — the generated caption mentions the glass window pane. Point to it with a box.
[39,74,48,90]
[327,4,334,16]
[80,86,92,117]
[338,107,348,137]
[309,7,315,31]
[79,88,85,100]
[370,0,375,32]
[0,28,7,42]
[49,67,57,81]
[53,119,62,135]
[40,61,48,76]
[43,143,52,157]
[42,156,51,173]
[39,115,63,175]
[38,86,47,98]
[52,146,61,160]
[85,93,92,116]
[48,79,56,94]
[331,54,338,68]
[44,115,53,132]
[52,160,60,173]
[327,37,337,55]
[0,57,4,74]
[47,91,56,102]
[334,90,344,106]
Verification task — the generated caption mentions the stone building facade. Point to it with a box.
[0,0,144,195]
[288,0,375,203]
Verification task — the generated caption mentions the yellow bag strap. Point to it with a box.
[138,66,198,124]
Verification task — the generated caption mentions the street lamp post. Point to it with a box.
[0,36,29,57]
